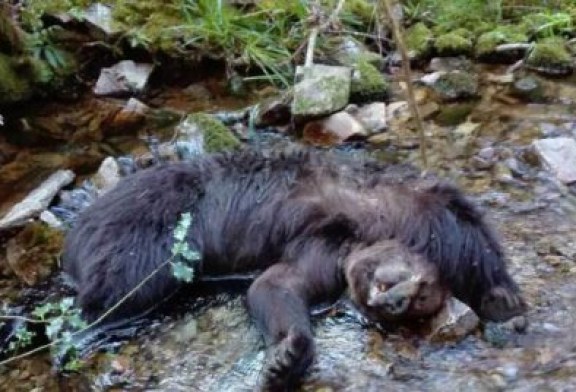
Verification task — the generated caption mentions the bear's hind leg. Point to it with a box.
[247,263,315,391]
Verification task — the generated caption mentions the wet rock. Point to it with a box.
[471,147,497,170]
[512,76,544,102]
[511,77,544,102]
[0,169,75,230]
[427,71,479,102]
[483,318,525,348]
[525,38,573,77]
[256,94,292,127]
[346,102,387,134]
[92,157,122,194]
[428,298,479,343]
[107,98,150,134]
[533,137,576,184]
[93,60,154,97]
[5,222,64,285]
[303,111,367,146]
[292,65,352,118]
[83,3,119,38]
[50,181,98,224]
[504,156,531,178]
[39,210,64,230]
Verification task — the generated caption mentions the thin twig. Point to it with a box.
[381,0,428,168]
[304,0,346,66]
[0,315,47,325]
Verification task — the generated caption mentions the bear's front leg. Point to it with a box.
[247,263,315,391]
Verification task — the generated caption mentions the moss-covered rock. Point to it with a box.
[431,71,478,102]
[350,59,389,104]
[292,64,351,117]
[475,26,528,62]
[405,22,433,60]
[0,53,34,104]
[525,37,573,76]
[185,113,241,153]
[435,31,473,56]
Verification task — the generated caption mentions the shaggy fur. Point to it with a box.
[63,148,526,390]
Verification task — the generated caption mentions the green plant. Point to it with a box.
[26,26,74,73]
[1,297,87,370]
[175,0,295,86]
[171,212,201,282]
[523,11,574,37]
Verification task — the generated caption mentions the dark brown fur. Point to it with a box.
[63,149,526,390]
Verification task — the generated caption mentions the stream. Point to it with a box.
[1,64,576,391]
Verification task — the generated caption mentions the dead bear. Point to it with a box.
[63,148,526,390]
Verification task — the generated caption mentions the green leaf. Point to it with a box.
[171,261,195,283]
[59,297,74,313]
[46,318,64,340]
[32,303,55,320]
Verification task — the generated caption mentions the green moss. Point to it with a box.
[526,37,572,68]
[187,113,240,153]
[0,53,33,104]
[435,103,475,126]
[343,0,376,24]
[475,25,528,58]
[435,32,473,56]
[350,59,389,104]
[21,0,91,30]
[405,22,433,59]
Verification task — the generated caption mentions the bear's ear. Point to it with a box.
[478,286,528,322]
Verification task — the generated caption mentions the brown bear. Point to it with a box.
[63,148,526,390]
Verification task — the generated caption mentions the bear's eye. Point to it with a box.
[418,295,428,302]
[377,282,387,292]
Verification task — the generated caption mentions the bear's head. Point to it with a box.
[344,240,448,323]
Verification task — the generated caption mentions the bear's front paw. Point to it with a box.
[261,327,314,391]
[480,286,528,322]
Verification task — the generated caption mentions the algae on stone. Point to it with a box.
[185,113,241,153]
[432,71,478,102]
[350,58,389,104]
[292,65,351,117]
